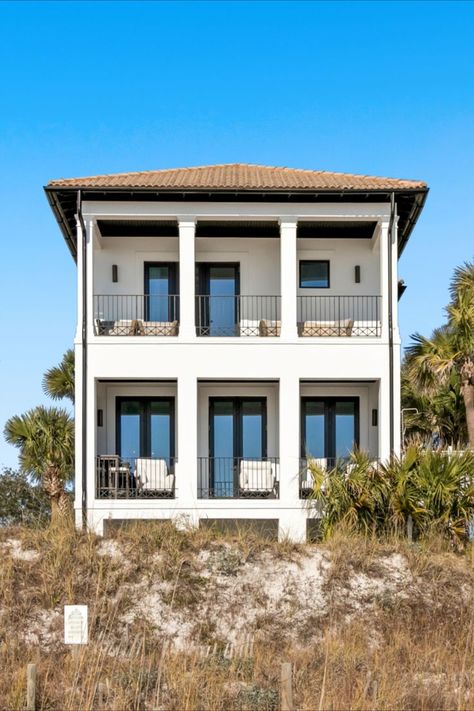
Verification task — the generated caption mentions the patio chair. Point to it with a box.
[239,460,276,497]
[135,458,175,495]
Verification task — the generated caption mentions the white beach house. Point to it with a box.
[46,163,428,540]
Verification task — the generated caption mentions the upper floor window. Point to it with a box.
[299,260,330,289]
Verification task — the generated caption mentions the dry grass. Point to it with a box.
[0,521,473,710]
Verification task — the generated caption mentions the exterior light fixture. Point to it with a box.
[112,265,118,282]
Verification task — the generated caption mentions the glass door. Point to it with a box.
[145,263,177,321]
[210,400,235,497]
[209,398,266,496]
[197,263,239,336]
[117,397,175,467]
[302,398,358,463]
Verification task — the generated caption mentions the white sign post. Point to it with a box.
[64,605,88,646]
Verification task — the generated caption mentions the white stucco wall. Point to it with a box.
[73,198,401,540]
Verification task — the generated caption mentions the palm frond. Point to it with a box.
[42,349,75,403]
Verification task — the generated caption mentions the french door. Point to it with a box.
[116,397,175,466]
[209,397,266,496]
[144,263,178,322]
[196,263,240,336]
[301,397,359,462]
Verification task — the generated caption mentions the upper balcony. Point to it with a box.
[89,215,388,342]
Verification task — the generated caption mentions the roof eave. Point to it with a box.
[45,184,428,261]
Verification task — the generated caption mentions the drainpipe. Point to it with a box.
[75,191,88,529]
[388,193,395,455]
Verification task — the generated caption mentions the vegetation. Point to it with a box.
[4,406,74,522]
[308,448,474,544]
[2,349,75,525]
[403,261,474,447]
[42,348,75,404]
[0,468,50,526]
[0,521,473,710]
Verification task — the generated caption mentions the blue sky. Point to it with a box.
[0,1,473,468]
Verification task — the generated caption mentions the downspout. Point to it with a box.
[388,193,395,455]
[75,190,88,529]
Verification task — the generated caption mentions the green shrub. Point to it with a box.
[0,468,50,526]
[308,448,474,544]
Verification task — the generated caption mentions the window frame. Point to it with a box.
[116,396,175,460]
[209,396,267,459]
[299,260,330,289]
[144,262,179,321]
[300,396,359,459]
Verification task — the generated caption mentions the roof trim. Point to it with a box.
[45,171,428,260]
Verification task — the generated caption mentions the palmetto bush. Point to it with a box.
[308,448,474,544]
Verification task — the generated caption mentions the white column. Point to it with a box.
[378,375,391,462]
[279,219,298,339]
[86,220,95,336]
[392,343,401,456]
[278,374,305,541]
[178,218,196,339]
[378,220,389,341]
[391,215,400,342]
[176,374,199,524]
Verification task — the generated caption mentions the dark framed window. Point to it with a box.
[209,397,267,460]
[196,263,240,336]
[144,262,178,321]
[116,397,175,462]
[299,260,330,289]
[301,397,359,459]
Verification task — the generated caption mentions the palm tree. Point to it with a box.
[401,360,467,446]
[405,261,474,448]
[4,406,74,522]
[42,349,75,403]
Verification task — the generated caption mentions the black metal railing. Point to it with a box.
[195,295,281,336]
[96,456,176,498]
[299,456,381,498]
[297,296,381,336]
[94,295,180,336]
[198,457,279,498]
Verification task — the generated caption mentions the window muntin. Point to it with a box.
[299,260,330,289]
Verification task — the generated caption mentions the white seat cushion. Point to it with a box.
[136,458,173,490]
[239,460,274,491]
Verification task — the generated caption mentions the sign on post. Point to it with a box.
[64,605,88,645]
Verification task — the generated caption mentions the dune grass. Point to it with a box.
[0,520,473,710]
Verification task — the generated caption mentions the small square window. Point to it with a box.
[299,260,330,288]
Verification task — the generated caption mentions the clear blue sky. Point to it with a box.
[0,1,473,468]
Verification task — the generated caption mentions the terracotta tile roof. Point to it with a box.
[48,163,426,192]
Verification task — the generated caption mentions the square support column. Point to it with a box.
[176,374,198,523]
[278,374,305,541]
[178,218,196,339]
[279,219,298,339]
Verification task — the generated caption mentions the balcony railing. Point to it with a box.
[299,457,381,498]
[198,457,279,498]
[297,295,381,337]
[195,295,281,336]
[96,456,176,498]
[94,295,179,336]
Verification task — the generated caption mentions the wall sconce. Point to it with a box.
[97,409,103,427]
[112,265,118,283]
[372,409,378,427]
[354,265,361,283]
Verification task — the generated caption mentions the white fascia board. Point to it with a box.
[82,200,391,221]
